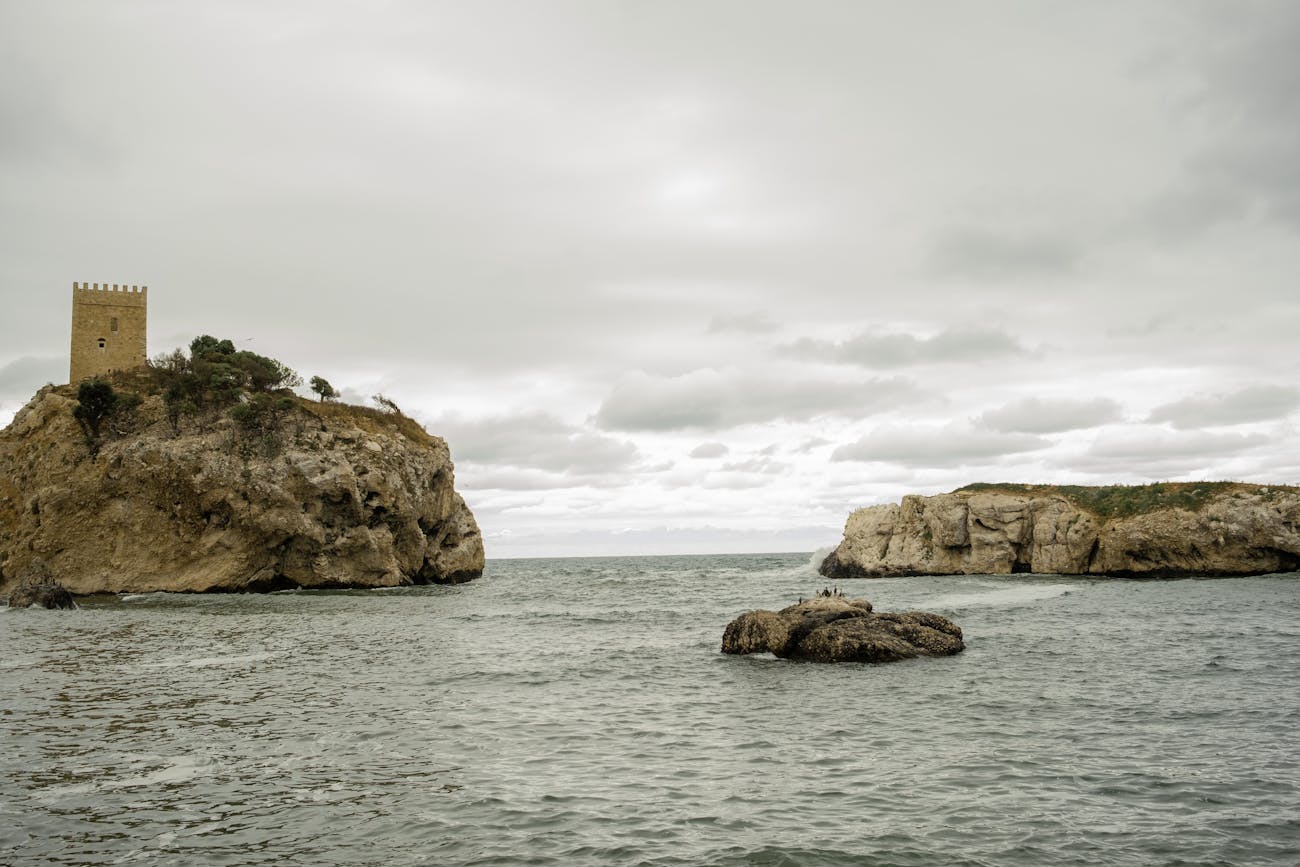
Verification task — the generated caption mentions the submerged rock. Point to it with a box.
[7,581,77,609]
[722,590,963,663]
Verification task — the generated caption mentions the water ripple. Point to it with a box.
[3,558,1299,865]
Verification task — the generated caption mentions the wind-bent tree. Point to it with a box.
[310,376,338,402]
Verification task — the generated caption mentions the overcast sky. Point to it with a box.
[2,1,1298,557]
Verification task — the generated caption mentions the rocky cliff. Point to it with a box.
[0,383,484,594]
[821,483,1300,579]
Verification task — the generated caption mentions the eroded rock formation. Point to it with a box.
[821,484,1300,579]
[0,385,484,594]
[7,581,77,609]
[722,591,964,663]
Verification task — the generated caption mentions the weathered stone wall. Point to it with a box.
[69,282,148,383]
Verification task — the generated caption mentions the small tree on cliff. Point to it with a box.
[73,380,118,439]
[233,350,302,392]
[310,376,338,402]
[73,379,118,456]
[189,335,236,360]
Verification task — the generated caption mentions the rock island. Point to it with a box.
[722,589,964,663]
[0,340,483,595]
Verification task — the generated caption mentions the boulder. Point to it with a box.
[8,581,77,609]
[722,590,963,663]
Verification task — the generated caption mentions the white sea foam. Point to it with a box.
[185,651,280,668]
[806,546,835,572]
[139,650,282,670]
[99,757,208,790]
[35,755,209,803]
[921,583,1073,611]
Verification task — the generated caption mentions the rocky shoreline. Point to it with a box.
[821,483,1300,579]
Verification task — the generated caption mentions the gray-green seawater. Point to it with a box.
[3,553,1298,866]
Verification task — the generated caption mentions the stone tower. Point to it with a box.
[69,282,148,383]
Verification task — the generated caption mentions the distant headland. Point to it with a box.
[821,482,1300,579]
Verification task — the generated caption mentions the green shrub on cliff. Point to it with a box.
[68,334,434,448]
[189,335,236,360]
[231,392,297,456]
[72,380,118,439]
[955,481,1256,518]
[72,379,142,455]
[150,335,302,429]
[233,350,302,393]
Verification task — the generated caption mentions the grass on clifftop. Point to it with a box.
[954,481,1295,519]
[300,399,436,446]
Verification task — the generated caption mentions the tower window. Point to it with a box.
[111,317,119,333]
[97,338,107,350]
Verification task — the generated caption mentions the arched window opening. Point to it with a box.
[97,338,107,350]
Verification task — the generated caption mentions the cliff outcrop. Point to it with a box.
[0,383,484,594]
[821,483,1300,579]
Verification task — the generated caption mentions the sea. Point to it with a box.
[2,553,1298,866]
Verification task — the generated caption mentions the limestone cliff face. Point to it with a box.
[0,386,484,594]
[821,485,1300,579]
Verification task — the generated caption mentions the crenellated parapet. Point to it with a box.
[69,280,149,382]
[72,282,148,306]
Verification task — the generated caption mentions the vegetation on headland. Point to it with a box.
[309,376,338,402]
[954,481,1297,519]
[57,335,434,455]
[4,337,485,595]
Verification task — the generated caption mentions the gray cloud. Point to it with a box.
[0,356,63,398]
[484,524,839,559]
[706,312,778,334]
[425,412,639,475]
[1147,385,1300,429]
[1142,3,1300,235]
[975,396,1124,434]
[782,328,1025,369]
[797,437,833,453]
[594,369,920,431]
[1065,428,1273,479]
[700,474,773,490]
[1087,429,1269,461]
[1195,5,1300,227]
[4,3,1300,552]
[720,457,788,475]
[457,469,601,492]
[831,426,1051,468]
[929,226,1082,279]
[689,442,729,458]
[1138,180,1252,241]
